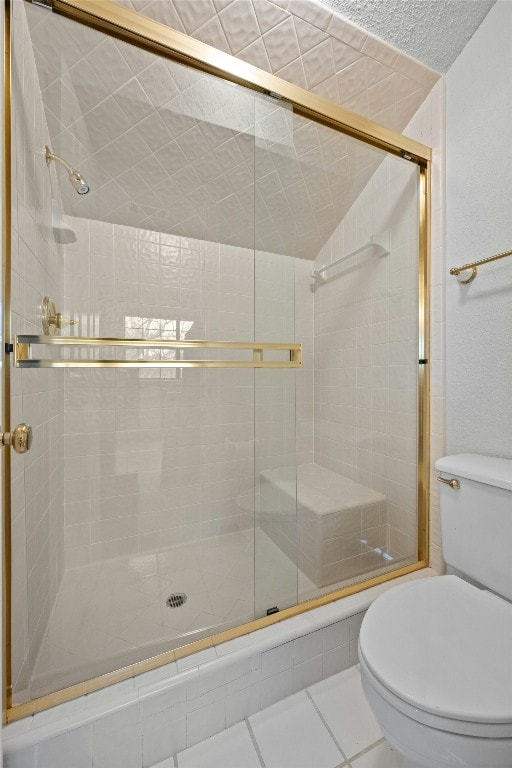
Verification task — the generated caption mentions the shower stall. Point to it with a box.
[4,0,430,720]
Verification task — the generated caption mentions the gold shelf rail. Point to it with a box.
[450,247,512,284]
[13,336,302,369]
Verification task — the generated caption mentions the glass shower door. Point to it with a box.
[9,0,301,705]
[6,0,430,724]
[254,95,298,618]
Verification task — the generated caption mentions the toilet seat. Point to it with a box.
[359,576,512,734]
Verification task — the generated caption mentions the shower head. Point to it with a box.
[68,169,90,195]
[45,145,90,195]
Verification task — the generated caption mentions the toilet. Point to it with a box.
[359,454,512,768]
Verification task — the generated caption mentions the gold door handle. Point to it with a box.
[1,423,33,454]
[436,476,460,490]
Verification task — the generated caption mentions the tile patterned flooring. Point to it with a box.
[158,666,401,768]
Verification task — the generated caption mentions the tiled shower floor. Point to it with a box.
[29,530,316,699]
[27,530,402,701]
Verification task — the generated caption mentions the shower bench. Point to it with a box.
[259,463,387,588]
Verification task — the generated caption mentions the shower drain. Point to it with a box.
[166,593,187,608]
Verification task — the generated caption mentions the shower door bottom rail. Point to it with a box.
[13,335,302,369]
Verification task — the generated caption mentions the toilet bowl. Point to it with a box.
[359,577,512,768]
[358,455,512,768]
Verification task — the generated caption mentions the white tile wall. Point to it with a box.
[10,0,66,704]
[312,150,419,561]
[311,82,446,567]
[61,218,306,567]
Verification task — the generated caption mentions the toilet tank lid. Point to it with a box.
[435,454,512,491]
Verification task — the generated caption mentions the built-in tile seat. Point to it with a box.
[260,464,387,587]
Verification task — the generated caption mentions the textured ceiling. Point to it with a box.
[316,0,496,73]
[24,0,435,259]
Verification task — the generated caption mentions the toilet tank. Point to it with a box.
[435,454,512,601]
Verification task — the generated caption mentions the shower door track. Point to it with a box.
[2,0,432,721]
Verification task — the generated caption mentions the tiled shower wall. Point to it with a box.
[59,115,442,574]
[114,0,445,571]
[47,0,444,574]
[61,219,311,567]
[312,82,445,564]
[61,164,429,573]
[10,1,66,699]
[62,220,254,566]
[312,154,419,561]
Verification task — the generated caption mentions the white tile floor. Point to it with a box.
[167,666,401,768]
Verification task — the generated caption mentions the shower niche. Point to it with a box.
[5,0,429,717]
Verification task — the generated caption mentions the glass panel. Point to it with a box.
[252,105,420,611]
[10,0,263,703]
[9,0,422,712]
[288,114,420,603]
[254,95,297,618]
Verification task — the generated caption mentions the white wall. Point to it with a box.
[446,0,512,459]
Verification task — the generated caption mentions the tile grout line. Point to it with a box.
[245,717,267,768]
[345,736,387,764]
[305,688,348,764]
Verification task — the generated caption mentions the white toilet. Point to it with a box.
[359,454,512,768]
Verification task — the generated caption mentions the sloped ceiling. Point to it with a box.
[24,0,436,259]
[317,0,496,73]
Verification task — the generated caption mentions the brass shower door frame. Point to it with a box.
[3,0,432,721]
